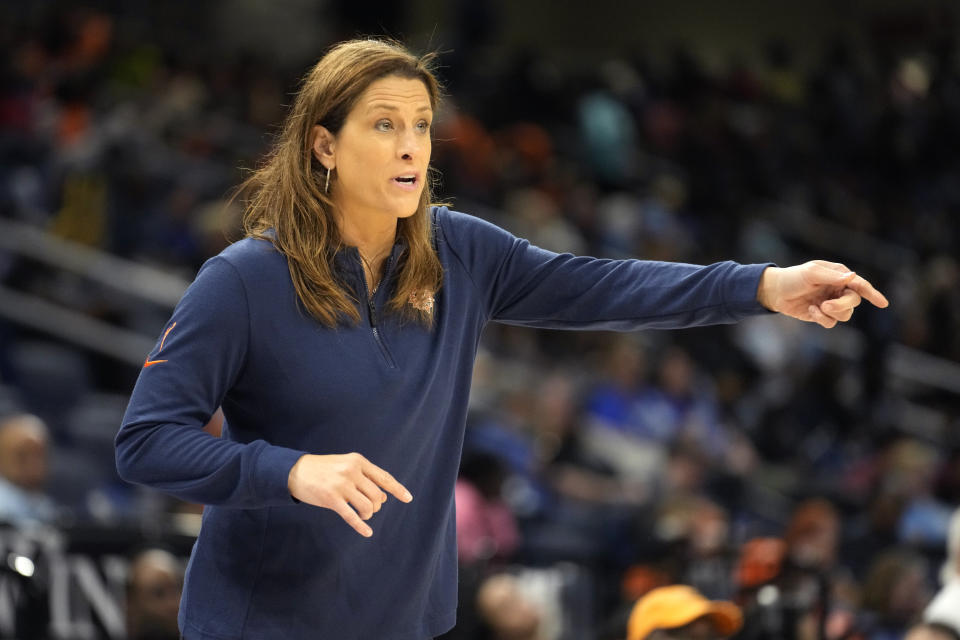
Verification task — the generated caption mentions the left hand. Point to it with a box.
[757,260,889,328]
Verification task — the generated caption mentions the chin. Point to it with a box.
[393,195,423,219]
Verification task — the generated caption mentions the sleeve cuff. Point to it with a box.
[726,262,777,318]
[252,444,308,506]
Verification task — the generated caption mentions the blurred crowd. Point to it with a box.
[1,2,960,639]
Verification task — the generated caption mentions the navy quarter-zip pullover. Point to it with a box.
[116,206,772,640]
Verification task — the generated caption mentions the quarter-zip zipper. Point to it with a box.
[361,252,398,369]
[368,300,398,369]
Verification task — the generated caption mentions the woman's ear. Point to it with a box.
[311,125,336,169]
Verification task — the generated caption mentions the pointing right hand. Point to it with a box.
[287,452,413,537]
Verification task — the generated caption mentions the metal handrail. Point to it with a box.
[771,200,917,273]
[0,285,155,366]
[0,218,189,308]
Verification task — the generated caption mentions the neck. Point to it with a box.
[335,207,398,260]
[334,205,399,298]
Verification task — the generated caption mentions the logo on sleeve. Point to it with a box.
[143,322,176,368]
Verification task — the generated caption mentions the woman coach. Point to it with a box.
[115,39,888,640]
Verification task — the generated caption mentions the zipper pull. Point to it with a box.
[368,300,378,327]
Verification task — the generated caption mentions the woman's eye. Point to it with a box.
[376,120,392,131]
[417,121,431,132]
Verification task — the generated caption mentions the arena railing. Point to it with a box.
[0,217,189,367]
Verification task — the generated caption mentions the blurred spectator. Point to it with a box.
[585,343,724,465]
[880,439,954,547]
[584,335,649,436]
[635,174,694,263]
[502,187,586,256]
[125,548,184,640]
[744,499,857,640]
[456,452,520,566]
[0,414,56,525]
[520,371,646,569]
[784,499,841,573]
[577,77,639,188]
[633,346,724,458]
[924,508,960,635]
[906,622,960,640]
[652,496,732,600]
[921,256,960,363]
[736,520,865,640]
[538,370,647,508]
[475,572,543,640]
[761,40,806,107]
[860,549,932,640]
[626,584,742,640]
[736,537,787,595]
[581,336,666,485]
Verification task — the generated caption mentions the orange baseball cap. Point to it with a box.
[626,585,743,640]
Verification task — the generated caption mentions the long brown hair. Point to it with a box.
[238,38,444,327]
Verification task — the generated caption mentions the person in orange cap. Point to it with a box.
[627,585,743,640]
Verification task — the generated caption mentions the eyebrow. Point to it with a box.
[366,103,432,113]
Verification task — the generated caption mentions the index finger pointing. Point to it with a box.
[846,275,890,309]
[362,460,413,503]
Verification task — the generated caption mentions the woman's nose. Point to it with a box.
[398,127,424,160]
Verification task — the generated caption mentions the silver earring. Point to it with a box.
[325,167,331,193]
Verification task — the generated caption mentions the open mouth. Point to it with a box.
[392,174,420,191]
